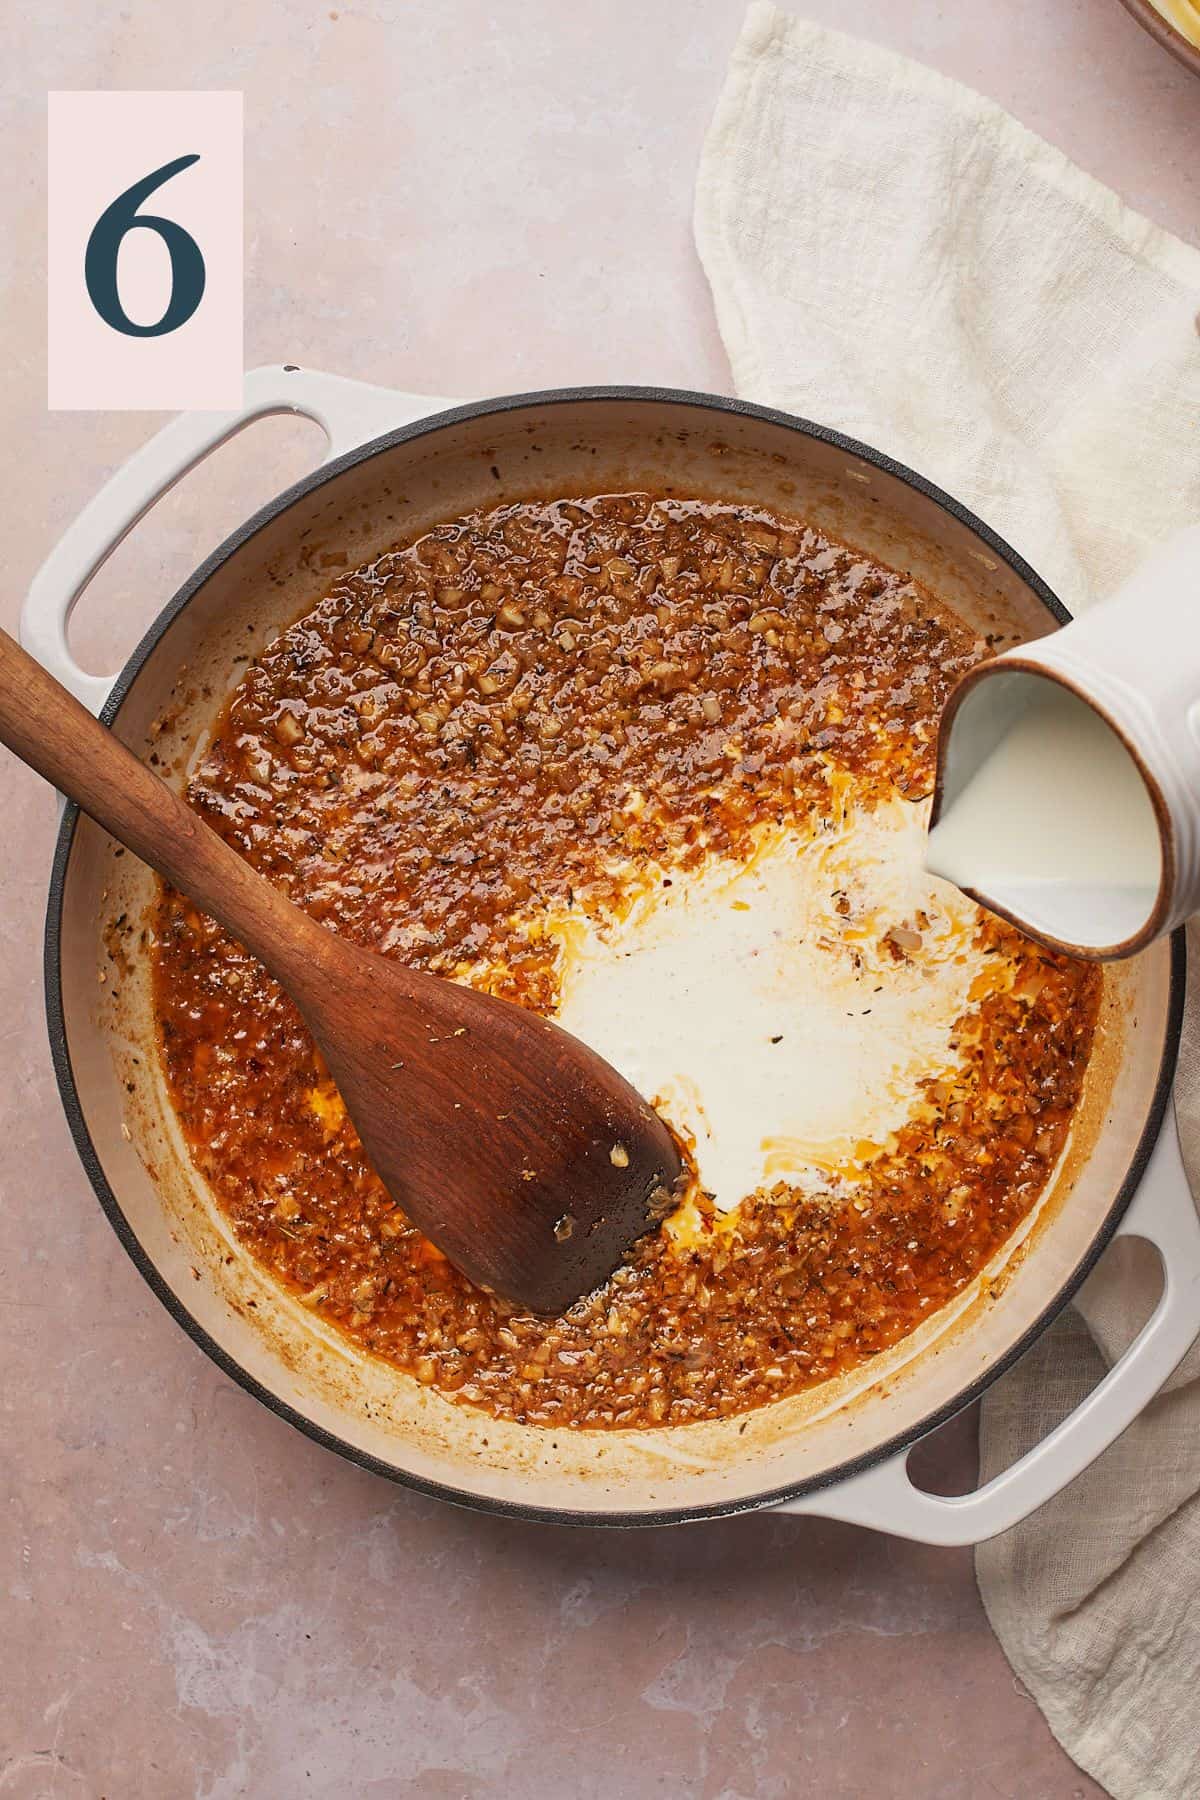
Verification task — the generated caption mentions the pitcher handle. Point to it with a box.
[777,1102,1200,1545]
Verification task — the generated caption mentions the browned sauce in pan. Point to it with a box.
[152,497,1100,1428]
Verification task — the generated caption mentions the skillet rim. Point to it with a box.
[42,383,1187,1527]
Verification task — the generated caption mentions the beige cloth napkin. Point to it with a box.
[695,9,1200,1797]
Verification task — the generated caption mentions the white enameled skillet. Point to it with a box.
[26,366,1200,1542]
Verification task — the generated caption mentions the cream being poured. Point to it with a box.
[925,674,1163,953]
[532,782,1001,1221]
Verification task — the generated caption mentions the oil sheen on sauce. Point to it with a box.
[925,675,1162,952]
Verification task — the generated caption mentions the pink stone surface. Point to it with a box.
[3,3,1196,1794]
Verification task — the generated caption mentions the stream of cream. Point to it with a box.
[531,784,999,1221]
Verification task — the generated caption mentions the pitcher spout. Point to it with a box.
[926,526,1200,960]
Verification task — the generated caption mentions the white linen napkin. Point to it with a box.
[695,9,1200,1797]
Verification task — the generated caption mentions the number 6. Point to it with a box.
[84,154,206,339]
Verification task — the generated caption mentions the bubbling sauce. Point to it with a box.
[151,496,1101,1429]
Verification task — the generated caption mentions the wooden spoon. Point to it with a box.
[0,627,681,1312]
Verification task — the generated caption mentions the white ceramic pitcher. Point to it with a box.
[927,526,1200,959]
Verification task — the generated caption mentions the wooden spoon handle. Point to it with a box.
[0,626,329,983]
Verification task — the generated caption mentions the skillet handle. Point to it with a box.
[776,1101,1200,1545]
[20,364,457,713]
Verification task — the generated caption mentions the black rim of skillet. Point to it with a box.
[44,383,1187,1529]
